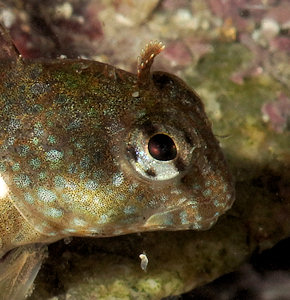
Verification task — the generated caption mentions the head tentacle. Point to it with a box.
[137,41,165,86]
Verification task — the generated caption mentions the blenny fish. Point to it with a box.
[0,23,235,299]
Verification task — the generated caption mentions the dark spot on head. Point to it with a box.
[92,150,102,163]
[4,81,14,89]
[181,175,186,183]
[184,132,194,146]
[136,194,145,202]
[142,120,157,136]
[30,66,43,80]
[152,73,173,89]
[145,168,156,177]
[127,145,138,161]
[180,175,191,185]
[174,157,186,172]
[54,94,69,104]
[28,104,43,114]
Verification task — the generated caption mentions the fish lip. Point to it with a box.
[142,191,235,231]
[142,207,199,229]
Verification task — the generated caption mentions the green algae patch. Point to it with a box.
[187,42,289,173]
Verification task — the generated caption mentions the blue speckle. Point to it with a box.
[14,174,31,188]
[38,172,47,180]
[203,188,212,197]
[8,118,21,132]
[12,163,20,172]
[214,199,222,207]
[0,163,6,172]
[37,187,57,203]
[24,193,34,204]
[80,155,90,169]
[163,213,174,226]
[124,206,136,215]
[98,214,108,224]
[85,180,98,190]
[79,171,86,180]
[180,211,188,225]
[44,207,63,218]
[18,145,30,157]
[223,184,228,192]
[112,172,124,187]
[30,158,41,169]
[7,137,15,145]
[33,122,44,137]
[47,135,56,144]
[46,150,63,163]
[205,180,212,187]
[54,175,67,188]
[68,163,78,174]
[31,137,39,145]
[193,183,201,190]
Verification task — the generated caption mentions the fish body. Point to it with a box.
[0,25,235,299]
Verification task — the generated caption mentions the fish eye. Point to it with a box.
[148,134,177,161]
[127,121,194,181]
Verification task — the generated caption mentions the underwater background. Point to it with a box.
[0,0,289,299]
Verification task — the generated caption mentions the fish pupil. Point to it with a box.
[148,134,177,161]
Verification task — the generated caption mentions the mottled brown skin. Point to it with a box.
[0,36,235,299]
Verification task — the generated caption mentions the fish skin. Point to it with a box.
[0,41,235,257]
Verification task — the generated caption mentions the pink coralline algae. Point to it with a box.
[209,0,289,85]
[269,37,290,52]
[262,93,290,133]
[161,0,190,11]
[162,40,193,68]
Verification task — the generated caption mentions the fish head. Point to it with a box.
[110,70,235,234]
[2,42,234,239]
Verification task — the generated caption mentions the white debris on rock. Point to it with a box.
[139,252,148,272]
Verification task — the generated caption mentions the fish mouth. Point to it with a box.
[142,206,219,231]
